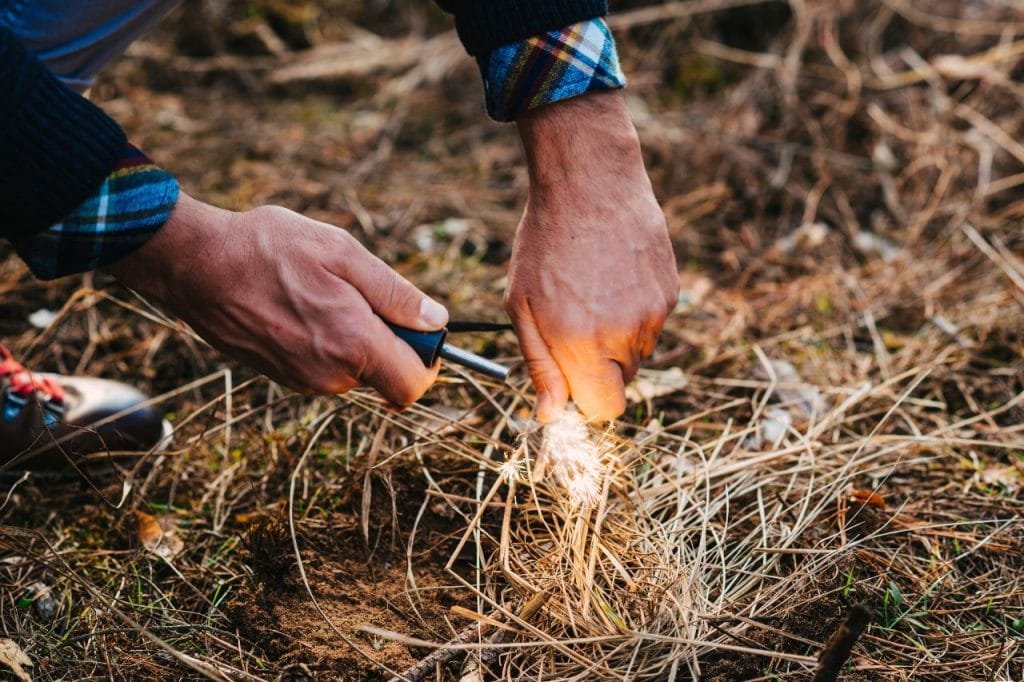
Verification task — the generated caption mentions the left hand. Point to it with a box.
[507,91,678,423]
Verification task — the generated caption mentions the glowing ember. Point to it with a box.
[541,406,604,506]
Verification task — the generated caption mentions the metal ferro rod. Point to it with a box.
[439,343,511,381]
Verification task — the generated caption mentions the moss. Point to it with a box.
[667,53,728,101]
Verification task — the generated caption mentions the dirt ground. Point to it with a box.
[2,1,1023,680]
[226,458,473,678]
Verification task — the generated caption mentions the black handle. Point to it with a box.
[386,323,448,366]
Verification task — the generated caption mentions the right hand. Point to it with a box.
[104,193,448,406]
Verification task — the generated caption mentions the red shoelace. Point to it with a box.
[0,345,65,404]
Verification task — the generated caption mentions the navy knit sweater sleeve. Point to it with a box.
[435,0,608,56]
[0,26,127,242]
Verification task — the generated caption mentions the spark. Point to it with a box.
[541,406,605,507]
[499,458,522,483]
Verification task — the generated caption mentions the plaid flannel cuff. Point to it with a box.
[480,18,626,122]
[12,144,178,280]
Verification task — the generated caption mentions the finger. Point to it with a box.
[615,333,644,386]
[313,373,359,396]
[637,329,659,361]
[332,235,448,331]
[620,356,641,385]
[562,357,627,423]
[629,303,672,373]
[360,313,441,407]
[509,303,570,423]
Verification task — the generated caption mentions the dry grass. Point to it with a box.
[2,0,1024,680]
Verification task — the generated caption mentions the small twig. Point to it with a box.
[460,590,552,680]
[391,621,484,682]
[813,603,871,682]
[390,590,550,682]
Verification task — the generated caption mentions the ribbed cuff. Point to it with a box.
[436,0,607,57]
[0,27,127,240]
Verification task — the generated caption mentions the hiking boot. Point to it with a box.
[0,344,167,470]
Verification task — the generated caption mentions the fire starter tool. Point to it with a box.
[387,321,514,381]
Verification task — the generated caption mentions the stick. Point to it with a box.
[391,590,550,682]
[389,621,483,682]
[459,590,551,681]
[812,603,871,682]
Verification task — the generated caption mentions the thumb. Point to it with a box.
[338,239,448,331]
[510,303,569,423]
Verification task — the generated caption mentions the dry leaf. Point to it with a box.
[743,407,793,451]
[0,638,32,682]
[757,359,828,421]
[981,465,1021,493]
[676,272,713,312]
[28,582,55,621]
[776,222,830,254]
[133,511,184,560]
[849,489,886,509]
[852,231,902,262]
[625,367,688,404]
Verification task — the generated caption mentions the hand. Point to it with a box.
[508,91,678,422]
[105,193,448,406]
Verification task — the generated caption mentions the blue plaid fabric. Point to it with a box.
[11,144,178,280]
[481,18,626,122]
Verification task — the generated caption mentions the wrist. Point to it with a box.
[517,91,643,193]
[103,193,231,305]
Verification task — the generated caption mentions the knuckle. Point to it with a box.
[379,273,401,310]
[387,380,423,409]
[248,205,293,224]
[346,338,374,383]
[525,358,562,388]
[621,360,641,383]
[503,291,529,316]
[329,232,359,270]
[386,276,421,315]
[322,375,358,395]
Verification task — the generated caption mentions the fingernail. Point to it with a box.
[419,298,448,328]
